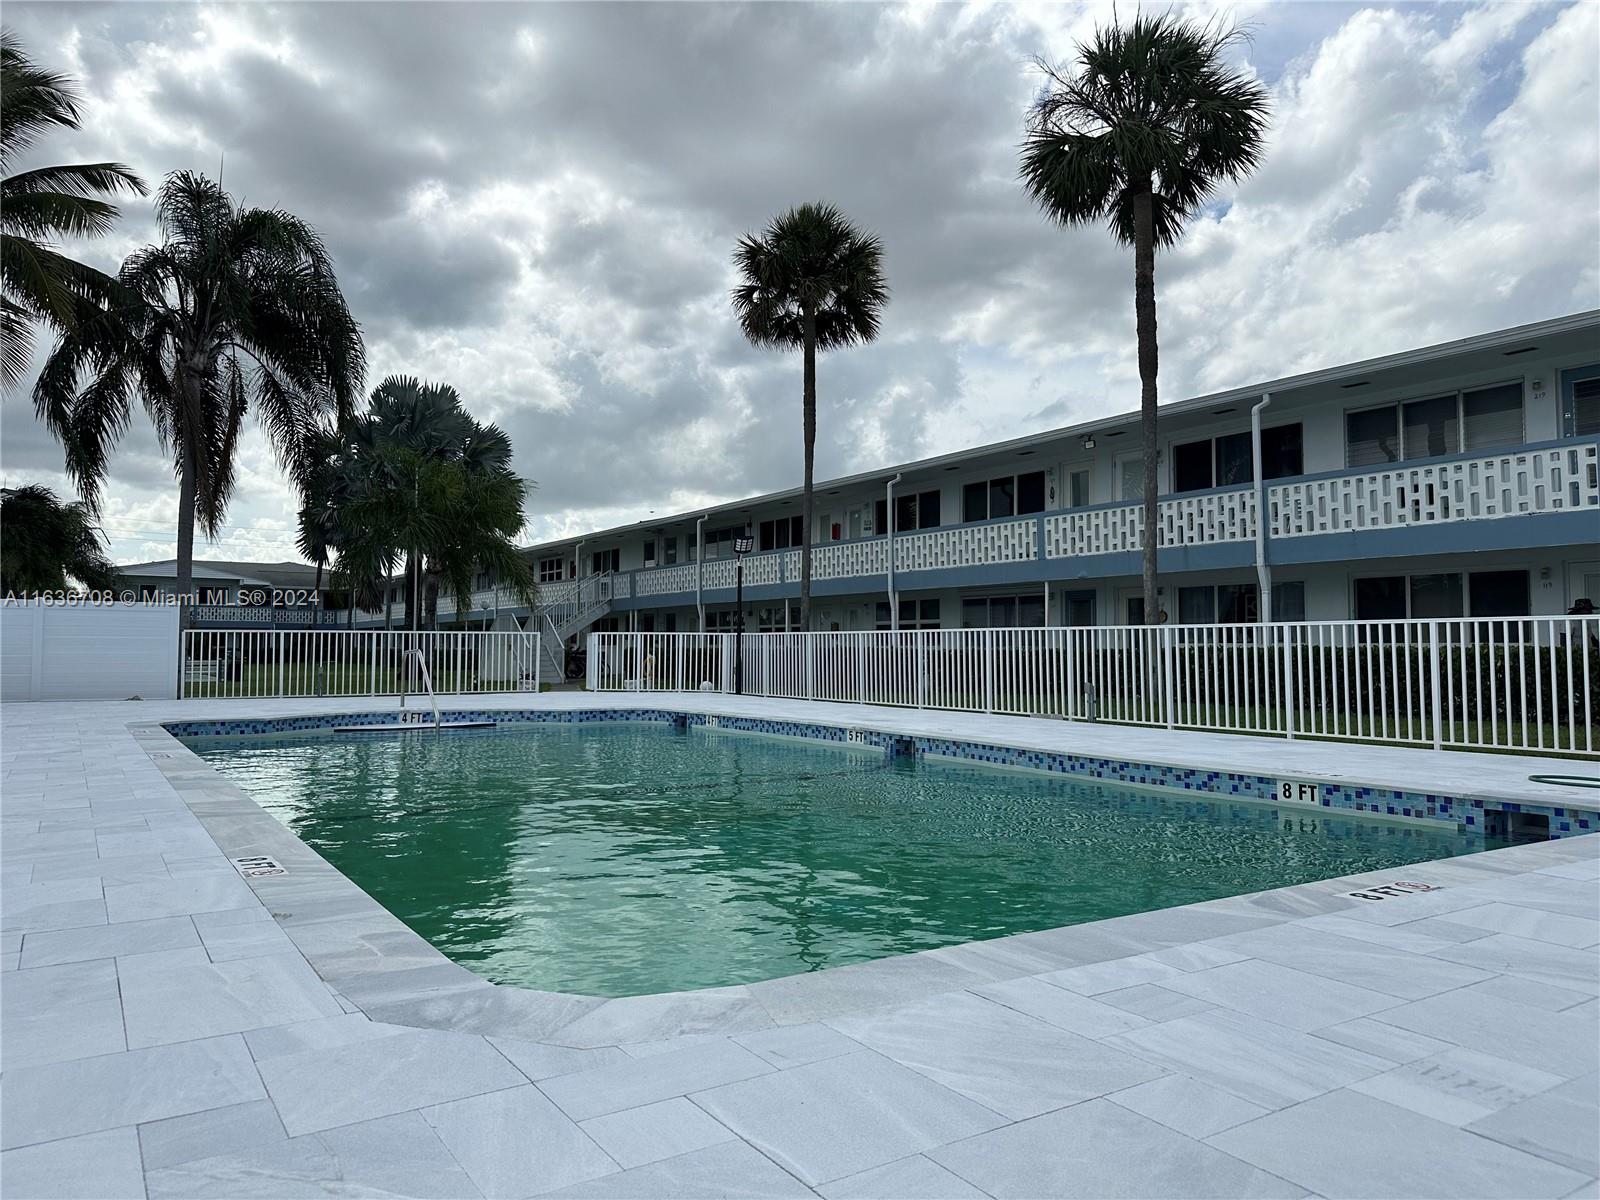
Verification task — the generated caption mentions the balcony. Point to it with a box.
[616,436,1599,601]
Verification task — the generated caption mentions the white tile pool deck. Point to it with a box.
[0,691,1595,1199]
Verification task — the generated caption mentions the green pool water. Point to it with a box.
[189,723,1488,996]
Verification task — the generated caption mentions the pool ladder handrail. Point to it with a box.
[400,648,442,729]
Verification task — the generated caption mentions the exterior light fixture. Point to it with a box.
[732,534,753,693]
[1081,434,1096,451]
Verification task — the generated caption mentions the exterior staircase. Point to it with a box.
[532,572,615,682]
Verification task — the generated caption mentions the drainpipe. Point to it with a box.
[695,513,708,632]
[885,473,902,630]
[1251,392,1273,623]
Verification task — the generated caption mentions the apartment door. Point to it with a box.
[1062,590,1096,626]
[1568,560,1600,611]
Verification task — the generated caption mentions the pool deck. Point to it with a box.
[2,692,1597,1199]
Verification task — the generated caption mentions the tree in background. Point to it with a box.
[1020,14,1269,622]
[732,203,887,631]
[0,30,146,389]
[0,484,120,593]
[329,376,535,631]
[33,171,365,610]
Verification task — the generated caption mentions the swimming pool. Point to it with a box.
[189,722,1493,996]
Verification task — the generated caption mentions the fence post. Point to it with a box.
[369,634,378,696]
[856,635,867,704]
[805,635,816,700]
[1281,624,1295,740]
[1161,625,1175,729]
[916,632,927,708]
[1065,627,1077,720]
[984,630,995,713]
[276,631,286,697]
[1429,619,1443,749]
[675,636,685,692]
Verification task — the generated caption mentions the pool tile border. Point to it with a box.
[165,707,1600,838]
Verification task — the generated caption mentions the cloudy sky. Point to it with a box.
[2,1,1596,564]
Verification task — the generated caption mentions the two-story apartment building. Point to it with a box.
[398,311,1599,640]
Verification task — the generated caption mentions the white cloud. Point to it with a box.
[2,0,1593,565]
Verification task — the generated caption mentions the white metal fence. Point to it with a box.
[588,616,1600,757]
[180,629,541,699]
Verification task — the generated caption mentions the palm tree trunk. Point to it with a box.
[175,442,197,626]
[1132,185,1160,625]
[800,311,817,632]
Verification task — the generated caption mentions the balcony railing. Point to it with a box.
[610,437,1597,600]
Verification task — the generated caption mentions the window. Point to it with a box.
[1172,426,1303,493]
[875,598,940,630]
[758,603,799,632]
[1463,384,1523,451]
[874,490,940,535]
[1118,458,1144,501]
[1262,426,1304,480]
[1066,469,1091,508]
[537,557,565,583]
[1177,586,1215,624]
[1173,440,1213,493]
[1346,407,1400,468]
[1469,570,1531,617]
[1354,576,1409,620]
[1563,367,1600,437]
[1272,582,1307,622]
[590,548,620,575]
[702,526,747,560]
[643,540,656,569]
[962,472,1044,522]
[1409,573,1463,619]
[662,537,677,566]
[1177,582,1304,623]
[704,609,736,632]
[960,595,1043,628]
[758,516,804,551]
[1347,383,1525,466]
[638,612,677,632]
[200,587,227,605]
[1353,572,1527,619]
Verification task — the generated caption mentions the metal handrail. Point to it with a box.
[400,647,441,728]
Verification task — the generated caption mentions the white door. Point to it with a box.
[1568,560,1600,611]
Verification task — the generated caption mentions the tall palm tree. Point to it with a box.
[34,170,365,611]
[1,31,146,389]
[332,376,535,631]
[0,484,120,593]
[732,203,888,631]
[1020,14,1269,623]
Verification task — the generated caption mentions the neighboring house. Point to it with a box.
[386,311,1600,635]
[118,560,332,621]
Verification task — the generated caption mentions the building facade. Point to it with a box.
[383,312,1600,638]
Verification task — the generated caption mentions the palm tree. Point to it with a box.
[732,203,888,631]
[0,484,120,593]
[1020,14,1269,623]
[1,31,146,389]
[34,170,365,612]
[331,376,535,632]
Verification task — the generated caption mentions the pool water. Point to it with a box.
[189,723,1489,996]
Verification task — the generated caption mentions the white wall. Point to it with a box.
[0,603,180,702]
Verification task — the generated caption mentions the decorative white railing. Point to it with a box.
[186,605,346,627]
[1044,489,1255,558]
[896,518,1038,571]
[179,629,542,699]
[589,615,1600,757]
[611,440,1597,596]
[1268,441,1600,538]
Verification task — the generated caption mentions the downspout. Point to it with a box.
[1251,392,1273,623]
[885,473,902,630]
[695,514,708,632]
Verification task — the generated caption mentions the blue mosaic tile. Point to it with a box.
[163,708,1600,840]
